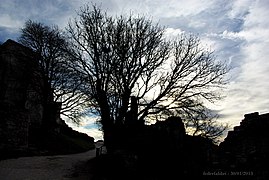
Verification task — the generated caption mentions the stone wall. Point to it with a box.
[0,39,42,149]
[217,112,269,178]
[0,40,95,159]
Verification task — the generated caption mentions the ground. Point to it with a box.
[0,149,97,180]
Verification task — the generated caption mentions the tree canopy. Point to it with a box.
[17,4,229,143]
[19,20,89,122]
[66,5,229,142]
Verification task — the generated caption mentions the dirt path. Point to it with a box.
[0,149,97,180]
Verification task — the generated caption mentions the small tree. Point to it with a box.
[66,5,229,144]
[19,20,89,123]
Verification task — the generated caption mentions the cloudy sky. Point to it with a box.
[1,0,269,141]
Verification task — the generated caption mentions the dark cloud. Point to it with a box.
[0,26,19,42]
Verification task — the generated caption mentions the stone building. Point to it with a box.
[0,39,95,159]
[217,112,269,178]
[0,39,43,149]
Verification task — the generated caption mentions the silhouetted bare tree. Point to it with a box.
[177,105,228,143]
[66,5,229,144]
[19,20,89,123]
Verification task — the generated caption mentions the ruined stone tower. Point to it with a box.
[0,40,43,149]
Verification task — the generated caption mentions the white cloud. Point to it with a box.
[228,0,252,19]
[65,116,103,141]
[164,28,185,40]
[211,0,269,129]
[0,14,23,28]
[221,30,243,40]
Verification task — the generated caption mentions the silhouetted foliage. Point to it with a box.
[18,20,90,122]
[66,5,229,143]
